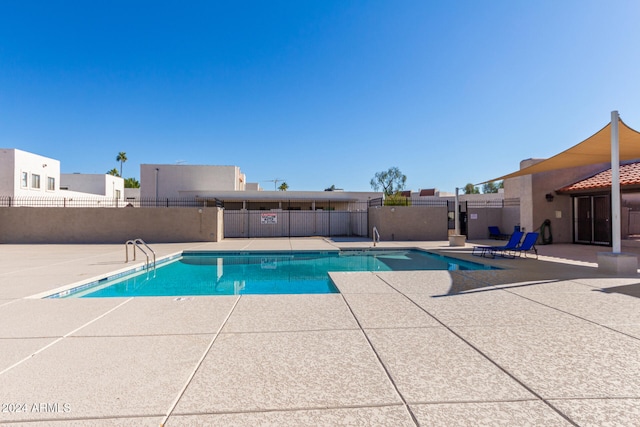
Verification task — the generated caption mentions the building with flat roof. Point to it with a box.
[140,164,250,199]
[0,148,124,204]
[0,148,61,197]
[138,163,380,208]
[60,173,124,199]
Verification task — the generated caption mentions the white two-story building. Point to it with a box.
[0,148,61,197]
[0,148,124,205]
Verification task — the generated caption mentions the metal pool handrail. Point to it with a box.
[125,238,156,270]
[372,226,380,246]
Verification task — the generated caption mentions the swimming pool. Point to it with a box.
[50,249,496,298]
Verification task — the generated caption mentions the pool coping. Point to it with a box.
[28,251,184,299]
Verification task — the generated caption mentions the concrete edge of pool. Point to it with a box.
[39,247,498,299]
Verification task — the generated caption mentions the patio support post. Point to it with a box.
[597,110,637,274]
[611,110,621,253]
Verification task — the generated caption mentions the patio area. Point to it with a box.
[1,238,639,426]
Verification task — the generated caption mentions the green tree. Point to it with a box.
[384,192,411,206]
[116,152,127,177]
[107,168,120,177]
[462,183,480,194]
[124,177,140,188]
[370,167,406,196]
[482,181,502,194]
[278,182,289,191]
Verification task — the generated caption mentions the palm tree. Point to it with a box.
[116,152,127,177]
[124,177,140,188]
[107,168,120,177]
[278,182,289,191]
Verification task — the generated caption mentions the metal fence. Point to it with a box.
[369,197,448,207]
[0,196,222,208]
[1,196,520,209]
[0,196,124,208]
[467,198,520,208]
[369,197,519,208]
[224,200,370,238]
[224,210,368,238]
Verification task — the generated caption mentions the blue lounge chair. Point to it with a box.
[472,231,524,258]
[488,226,509,240]
[508,232,539,259]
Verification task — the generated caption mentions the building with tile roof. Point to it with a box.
[503,157,640,246]
[557,161,640,194]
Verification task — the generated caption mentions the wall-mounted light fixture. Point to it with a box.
[545,193,554,202]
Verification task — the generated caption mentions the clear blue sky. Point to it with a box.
[1,1,639,192]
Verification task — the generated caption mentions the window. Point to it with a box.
[115,189,121,199]
[32,174,40,189]
[48,177,55,191]
[21,172,28,188]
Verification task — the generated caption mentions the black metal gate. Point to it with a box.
[447,200,467,236]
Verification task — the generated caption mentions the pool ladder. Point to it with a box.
[372,226,380,247]
[125,238,156,270]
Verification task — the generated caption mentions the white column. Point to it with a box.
[611,111,621,253]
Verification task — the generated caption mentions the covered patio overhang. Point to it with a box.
[188,190,382,211]
[184,190,381,203]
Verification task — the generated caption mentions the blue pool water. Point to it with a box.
[54,250,496,298]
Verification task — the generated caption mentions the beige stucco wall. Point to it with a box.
[529,164,608,243]
[466,208,513,239]
[504,173,533,232]
[0,207,223,244]
[368,206,448,241]
[504,159,609,243]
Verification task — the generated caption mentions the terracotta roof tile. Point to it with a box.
[559,162,640,192]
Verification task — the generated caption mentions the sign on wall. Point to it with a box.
[261,213,278,224]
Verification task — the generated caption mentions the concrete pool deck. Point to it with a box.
[1,238,640,426]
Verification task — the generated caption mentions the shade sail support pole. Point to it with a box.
[611,110,621,253]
